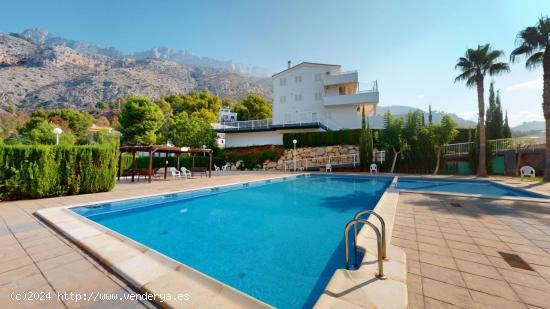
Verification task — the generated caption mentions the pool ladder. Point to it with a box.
[344,210,387,279]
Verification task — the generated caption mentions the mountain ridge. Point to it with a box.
[0,31,271,112]
[17,28,271,77]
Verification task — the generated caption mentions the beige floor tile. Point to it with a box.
[408,292,425,309]
[422,278,474,308]
[442,233,475,244]
[424,297,463,308]
[419,252,458,270]
[450,249,491,266]
[418,243,452,256]
[455,259,502,280]
[510,284,550,308]
[420,263,465,287]
[446,240,481,254]
[408,272,423,294]
[470,290,528,309]
[497,268,550,292]
[462,273,520,301]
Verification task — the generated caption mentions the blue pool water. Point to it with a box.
[73,175,391,308]
[396,177,546,198]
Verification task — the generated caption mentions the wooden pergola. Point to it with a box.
[118,145,213,183]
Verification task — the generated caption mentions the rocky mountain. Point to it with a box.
[369,105,477,128]
[512,121,545,133]
[0,31,271,112]
[131,47,271,77]
[17,28,271,77]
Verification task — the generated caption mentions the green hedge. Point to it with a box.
[0,145,118,200]
[283,128,473,149]
[283,129,370,149]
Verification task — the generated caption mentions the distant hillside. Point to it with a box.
[512,121,545,133]
[0,30,271,112]
[367,105,477,129]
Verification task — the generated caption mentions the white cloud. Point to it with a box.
[456,111,478,122]
[505,79,543,93]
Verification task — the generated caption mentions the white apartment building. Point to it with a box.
[272,61,378,129]
[215,61,379,147]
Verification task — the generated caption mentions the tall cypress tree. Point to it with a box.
[428,105,433,125]
[503,110,512,138]
[494,90,504,139]
[359,107,372,168]
[486,82,497,139]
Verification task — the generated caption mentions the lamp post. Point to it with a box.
[53,127,63,145]
[293,139,297,172]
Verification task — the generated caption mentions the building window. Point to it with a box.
[294,94,302,101]
[279,78,286,86]
[314,92,323,101]
[339,86,346,95]
[314,73,322,81]
[280,96,286,104]
[294,75,302,83]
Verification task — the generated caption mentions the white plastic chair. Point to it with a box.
[168,167,181,178]
[214,165,221,172]
[180,166,192,179]
[222,163,231,171]
[325,164,332,173]
[520,166,535,181]
[370,163,378,174]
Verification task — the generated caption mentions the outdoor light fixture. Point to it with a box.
[293,139,297,171]
[52,127,63,145]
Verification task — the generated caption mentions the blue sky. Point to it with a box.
[1,0,549,126]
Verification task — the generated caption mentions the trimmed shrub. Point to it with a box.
[0,145,118,200]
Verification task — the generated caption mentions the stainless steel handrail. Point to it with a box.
[353,210,387,260]
[344,218,386,279]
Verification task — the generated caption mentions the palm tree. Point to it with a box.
[455,44,510,177]
[510,16,550,180]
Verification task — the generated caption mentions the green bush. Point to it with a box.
[0,145,118,200]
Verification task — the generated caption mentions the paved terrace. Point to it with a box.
[2,172,550,308]
[0,171,291,308]
[395,192,550,309]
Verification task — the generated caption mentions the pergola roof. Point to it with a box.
[120,145,213,154]
[118,145,213,183]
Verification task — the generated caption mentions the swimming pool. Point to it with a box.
[396,177,546,198]
[73,175,392,308]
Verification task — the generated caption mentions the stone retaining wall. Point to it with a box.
[263,145,359,170]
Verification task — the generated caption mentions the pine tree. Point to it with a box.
[503,110,512,138]
[428,105,433,125]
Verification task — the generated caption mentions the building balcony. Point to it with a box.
[323,71,358,86]
[324,90,378,107]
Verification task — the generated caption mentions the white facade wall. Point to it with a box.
[272,64,340,125]
[272,63,377,130]
[224,131,283,148]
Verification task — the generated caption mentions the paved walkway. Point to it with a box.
[393,192,550,308]
[0,171,290,308]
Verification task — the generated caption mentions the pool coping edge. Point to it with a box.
[314,176,408,308]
